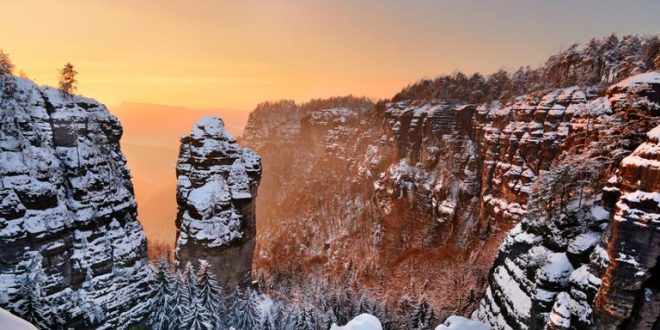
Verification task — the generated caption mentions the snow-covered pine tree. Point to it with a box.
[293,306,315,330]
[235,288,261,330]
[319,308,336,330]
[183,262,198,305]
[353,293,373,316]
[227,286,244,329]
[395,296,414,329]
[149,257,175,330]
[410,298,437,330]
[183,300,213,330]
[0,49,14,76]
[196,260,225,328]
[270,302,286,329]
[169,270,191,328]
[14,254,51,329]
[259,307,273,330]
[332,288,353,325]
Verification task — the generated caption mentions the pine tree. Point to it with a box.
[410,298,436,330]
[58,63,77,96]
[0,49,14,76]
[259,308,273,330]
[235,288,261,330]
[293,305,315,330]
[183,302,213,330]
[270,302,285,329]
[15,254,51,329]
[169,270,191,328]
[227,286,244,329]
[196,260,225,328]
[183,262,198,305]
[149,258,175,330]
[395,297,414,329]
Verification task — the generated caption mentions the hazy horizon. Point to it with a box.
[2,0,659,114]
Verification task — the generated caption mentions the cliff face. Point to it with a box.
[0,77,151,328]
[175,116,261,289]
[593,74,660,329]
[473,72,660,329]
[244,70,660,322]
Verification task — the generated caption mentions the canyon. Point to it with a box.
[0,34,658,329]
[244,37,660,328]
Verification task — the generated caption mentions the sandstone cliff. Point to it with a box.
[175,116,261,289]
[473,71,660,330]
[0,76,152,329]
[244,35,660,326]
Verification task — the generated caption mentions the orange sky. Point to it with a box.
[2,0,659,112]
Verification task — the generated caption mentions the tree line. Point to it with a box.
[149,256,443,330]
[392,34,660,104]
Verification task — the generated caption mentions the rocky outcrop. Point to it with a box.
[0,76,151,329]
[473,72,660,329]
[593,73,660,329]
[246,68,660,325]
[175,116,261,289]
[244,36,659,324]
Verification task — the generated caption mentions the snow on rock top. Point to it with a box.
[475,71,660,329]
[435,316,489,330]
[0,76,151,329]
[331,314,383,330]
[175,116,261,289]
[612,71,660,89]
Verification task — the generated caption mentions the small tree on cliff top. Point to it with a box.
[58,63,77,96]
[0,49,14,76]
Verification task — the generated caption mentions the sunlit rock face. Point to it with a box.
[0,76,152,329]
[244,69,660,323]
[474,72,660,329]
[593,73,660,330]
[175,116,261,289]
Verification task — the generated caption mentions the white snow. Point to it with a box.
[0,307,37,329]
[493,265,532,318]
[187,179,231,219]
[647,125,660,142]
[331,314,382,330]
[192,116,232,139]
[435,316,489,330]
[612,71,660,89]
[537,253,574,286]
[590,206,610,221]
[567,232,600,255]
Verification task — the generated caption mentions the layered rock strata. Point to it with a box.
[0,77,151,329]
[175,116,261,289]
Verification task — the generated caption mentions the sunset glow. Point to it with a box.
[4,0,658,112]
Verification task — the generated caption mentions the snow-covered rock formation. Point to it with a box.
[436,316,489,330]
[0,76,151,328]
[244,36,660,326]
[175,116,261,289]
[330,313,383,330]
[473,72,660,329]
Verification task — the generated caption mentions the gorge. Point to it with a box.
[0,34,658,329]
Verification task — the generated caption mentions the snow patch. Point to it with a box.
[435,316,489,330]
[331,314,382,330]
